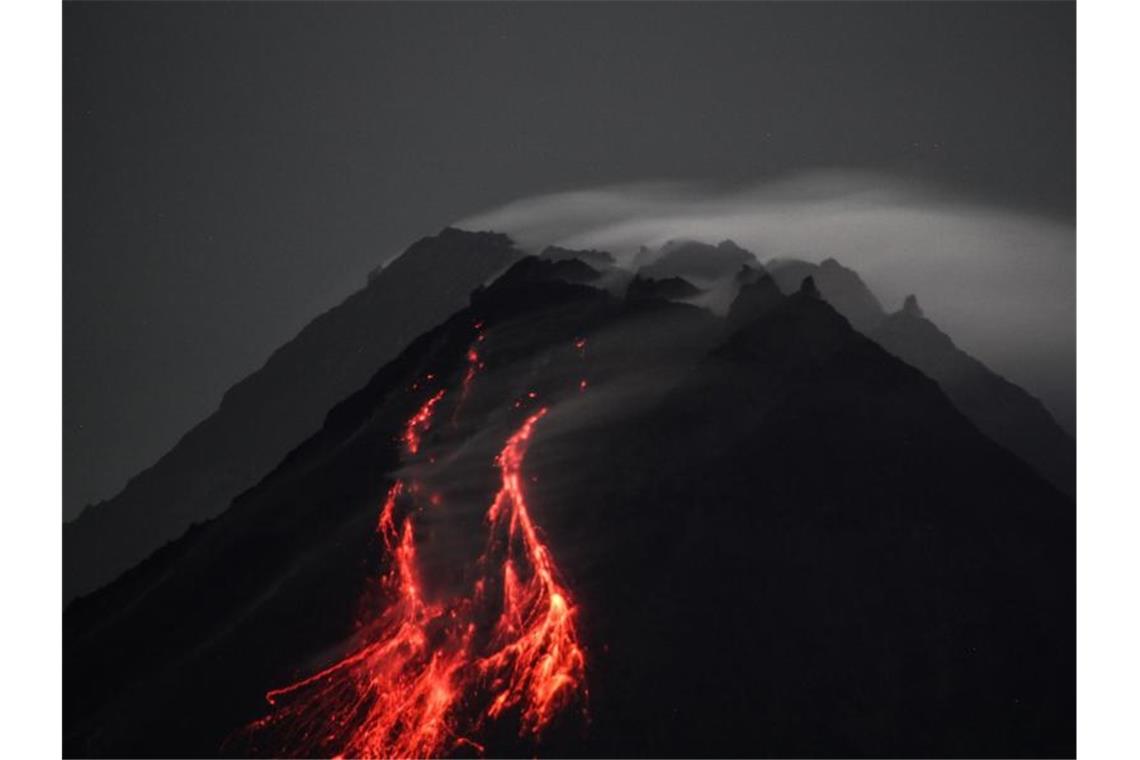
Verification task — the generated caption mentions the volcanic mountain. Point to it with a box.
[64,228,524,603]
[64,236,1073,758]
[766,256,1074,494]
[871,295,1074,495]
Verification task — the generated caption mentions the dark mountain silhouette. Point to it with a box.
[767,257,886,332]
[872,295,1075,495]
[64,251,1073,758]
[545,276,1073,757]
[63,228,525,603]
[766,258,1073,491]
[735,261,767,285]
[626,274,702,302]
[540,244,616,269]
[496,253,603,285]
[726,265,783,328]
[638,239,758,283]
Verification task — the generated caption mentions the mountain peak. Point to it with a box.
[540,245,616,268]
[727,270,783,327]
[902,294,924,318]
[765,257,885,333]
[627,274,702,302]
[799,275,821,298]
[430,226,515,248]
[735,263,767,285]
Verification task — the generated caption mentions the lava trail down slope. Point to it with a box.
[246,331,587,758]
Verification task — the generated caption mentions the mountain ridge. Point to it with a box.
[64,227,525,603]
[872,296,1075,495]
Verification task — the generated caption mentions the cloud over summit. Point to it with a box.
[458,171,1075,430]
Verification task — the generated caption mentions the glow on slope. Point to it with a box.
[253,359,586,758]
[477,408,585,734]
[403,389,446,455]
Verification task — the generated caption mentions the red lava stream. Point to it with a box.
[250,339,586,758]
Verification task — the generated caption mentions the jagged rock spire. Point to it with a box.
[902,294,924,317]
[799,275,821,299]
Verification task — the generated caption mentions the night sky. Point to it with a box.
[64,1,1074,519]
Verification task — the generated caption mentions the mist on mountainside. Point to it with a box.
[458,171,1076,433]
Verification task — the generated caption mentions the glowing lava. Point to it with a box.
[403,389,445,455]
[453,334,486,424]
[252,377,585,758]
[258,509,469,759]
[477,408,585,734]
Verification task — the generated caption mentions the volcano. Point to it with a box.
[64,231,1074,758]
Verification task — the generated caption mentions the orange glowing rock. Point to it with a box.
[253,385,585,758]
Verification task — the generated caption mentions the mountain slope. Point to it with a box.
[767,258,1073,492]
[64,259,1072,758]
[64,228,524,603]
[545,279,1072,757]
[872,295,1075,495]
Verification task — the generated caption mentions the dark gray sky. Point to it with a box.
[64,1,1074,519]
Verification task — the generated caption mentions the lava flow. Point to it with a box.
[403,388,446,455]
[251,365,586,758]
[477,407,585,734]
[452,332,485,425]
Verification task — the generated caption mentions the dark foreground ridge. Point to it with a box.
[65,244,1074,757]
